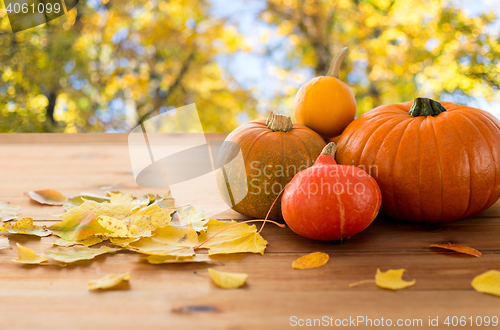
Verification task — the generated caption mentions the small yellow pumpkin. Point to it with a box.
[294,47,356,139]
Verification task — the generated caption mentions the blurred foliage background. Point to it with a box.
[0,0,499,133]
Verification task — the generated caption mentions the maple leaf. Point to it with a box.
[49,211,112,241]
[88,273,131,291]
[27,189,67,205]
[0,202,21,222]
[63,193,111,211]
[375,269,416,290]
[472,270,500,297]
[292,252,329,270]
[171,205,208,232]
[197,219,268,255]
[128,226,198,257]
[208,268,248,289]
[53,237,105,247]
[44,246,119,264]
[0,236,10,250]
[146,254,215,264]
[13,243,48,264]
[429,244,482,257]
[1,218,51,237]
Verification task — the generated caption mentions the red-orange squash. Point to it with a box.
[336,97,500,223]
[216,112,326,220]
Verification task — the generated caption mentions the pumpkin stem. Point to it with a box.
[327,47,348,79]
[409,97,447,117]
[321,142,337,157]
[266,111,293,133]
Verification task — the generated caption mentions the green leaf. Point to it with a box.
[49,211,111,241]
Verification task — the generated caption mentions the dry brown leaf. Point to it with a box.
[27,190,67,205]
[2,218,51,237]
[472,270,500,297]
[88,273,131,291]
[13,243,48,264]
[208,268,248,289]
[292,252,329,269]
[0,202,21,222]
[430,243,482,257]
[375,269,416,290]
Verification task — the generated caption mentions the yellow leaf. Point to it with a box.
[171,205,207,232]
[96,215,143,238]
[292,252,329,269]
[88,273,131,291]
[50,211,111,241]
[2,218,51,237]
[129,203,172,230]
[44,246,119,263]
[27,189,67,205]
[472,270,500,297]
[197,219,268,255]
[0,202,21,222]
[109,237,140,247]
[53,236,105,247]
[208,268,248,289]
[128,226,198,256]
[13,243,48,264]
[375,269,416,290]
[146,254,215,264]
[0,236,11,250]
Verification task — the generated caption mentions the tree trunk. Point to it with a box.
[46,91,57,125]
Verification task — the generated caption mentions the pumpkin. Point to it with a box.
[216,111,326,220]
[336,97,500,223]
[282,142,382,241]
[294,47,356,139]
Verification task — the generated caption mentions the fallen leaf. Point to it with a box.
[472,270,500,297]
[63,193,111,211]
[88,273,131,291]
[128,226,198,256]
[172,205,208,232]
[27,190,67,205]
[2,218,51,237]
[129,203,172,231]
[292,252,329,270]
[146,254,215,264]
[348,279,376,288]
[430,244,482,257]
[197,219,268,255]
[13,243,48,264]
[208,268,248,289]
[0,236,10,250]
[49,211,111,241]
[375,269,416,290]
[0,202,21,222]
[53,236,105,247]
[96,215,145,238]
[44,246,119,263]
[109,237,140,247]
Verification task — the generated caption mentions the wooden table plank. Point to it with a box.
[1,134,500,329]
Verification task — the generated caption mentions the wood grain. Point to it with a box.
[1,134,500,330]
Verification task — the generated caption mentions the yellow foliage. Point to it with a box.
[208,268,248,289]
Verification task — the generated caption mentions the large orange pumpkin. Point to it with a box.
[216,112,326,220]
[336,97,500,223]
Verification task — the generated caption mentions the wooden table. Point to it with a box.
[1,134,500,329]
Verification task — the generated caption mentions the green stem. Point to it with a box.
[409,97,447,117]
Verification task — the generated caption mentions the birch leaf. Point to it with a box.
[53,237,105,247]
[375,269,416,290]
[430,244,482,257]
[2,218,51,237]
[129,203,172,230]
[0,202,21,222]
[171,205,208,232]
[44,246,119,263]
[49,211,111,241]
[292,252,329,269]
[88,273,131,291]
[472,270,500,297]
[63,193,111,211]
[0,236,11,250]
[96,215,145,238]
[13,243,48,264]
[208,268,248,289]
[146,254,215,264]
[197,219,268,255]
[27,189,67,205]
[109,237,140,247]
[128,226,198,256]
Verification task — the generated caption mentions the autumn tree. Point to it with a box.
[260,0,500,115]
